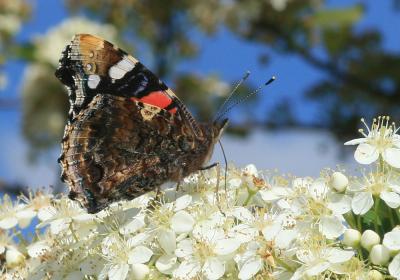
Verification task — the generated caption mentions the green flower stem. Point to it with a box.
[69,222,79,242]
[243,188,256,206]
[374,196,381,235]
[357,214,362,232]
[395,208,400,225]
[273,254,294,273]
[344,212,357,229]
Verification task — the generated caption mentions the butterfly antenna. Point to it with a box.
[214,71,251,122]
[215,76,276,121]
[218,140,228,192]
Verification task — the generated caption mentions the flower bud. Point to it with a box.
[367,270,383,280]
[131,263,150,280]
[6,248,25,268]
[330,172,348,192]
[361,230,380,251]
[342,229,361,248]
[370,244,390,265]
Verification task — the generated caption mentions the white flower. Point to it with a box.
[389,253,400,278]
[100,235,152,280]
[0,195,37,229]
[345,117,400,168]
[37,198,95,236]
[234,241,276,280]
[348,172,400,214]
[291,245,354,279]
[174,225,240,279]
[383,228,400,252]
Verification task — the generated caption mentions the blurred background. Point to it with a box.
[0,0,399,195]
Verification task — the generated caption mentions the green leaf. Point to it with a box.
[309,5,364,28]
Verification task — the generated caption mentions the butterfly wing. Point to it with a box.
[56,34,181,121]
[60,94,203,213]
[56,34,215,213]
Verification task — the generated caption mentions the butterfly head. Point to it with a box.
[212,118,229,141]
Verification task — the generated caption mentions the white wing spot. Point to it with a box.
[108,55,136,79]
[87,74,101,89]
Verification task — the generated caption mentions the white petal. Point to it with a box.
[27,241,50,257]
[275,229,297,249]
[229,207,254,223]
[128,246,153,264]
[327,193,352,214]
[354,143,379,164]
[238,257,263,280]
[203,257,225,280]
[259,187,288,202]
[380,191,400,208]
[0,216,18,229]
[262,223,281,241]
[16,209,36,228]
[127,232,150,247]
[352,192,374,215]
[119,217,145,235]
[305,261,331,276]
[155,254,178,274]
[344,138,367,145]
[158,228,176,254]
[171,210,194,233]
[319,216,345,239]
[383,148,400,168]
[80,255,104,275]
[130,263,150,280]
[325,248,354,263]
[50,218,71,234]
[389,253,400,278]
[228,224,258,243]
[37,206,56,221]
[108,264,129,280]
[308,179,328,200]
[65,271,84,280]
[296,250,316,264]
[175,239,194,258]
[173,259,201,279]
[243,164,258,176]
[383,231,400,251]
[174,195,192,211]
[228,178,242,189]
[214,238,240,255]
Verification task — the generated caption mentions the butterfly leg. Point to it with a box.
[200,162,218,170]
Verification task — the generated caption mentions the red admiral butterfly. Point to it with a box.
[55,34,228,213]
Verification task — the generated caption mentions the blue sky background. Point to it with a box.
[0,0,399,188]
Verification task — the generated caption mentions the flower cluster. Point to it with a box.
[1,116,400,279]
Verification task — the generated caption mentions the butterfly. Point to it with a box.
[55,34,228,213]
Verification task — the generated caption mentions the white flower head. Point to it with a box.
[345,116,400,168]
[348,171,400,215]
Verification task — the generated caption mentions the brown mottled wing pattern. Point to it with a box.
[59,94,213,213]
[56,34,226,213]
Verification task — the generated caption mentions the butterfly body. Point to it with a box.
[56,34,226,213]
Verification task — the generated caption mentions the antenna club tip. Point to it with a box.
[264,76,276,86]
